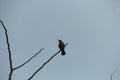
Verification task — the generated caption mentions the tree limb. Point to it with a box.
[0,19,45,80]
[110,68,118,80]
[0,19,13,80]
[13,48,44,70]
[28,50,61,80]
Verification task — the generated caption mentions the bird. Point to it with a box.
[58,40,66,55]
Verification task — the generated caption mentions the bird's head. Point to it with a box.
[58,39,62,42]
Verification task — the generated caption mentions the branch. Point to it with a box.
[28,50,60,80]
[65,42,68,46]
[0,19,44,80]
[0,19,13,80]
[110,68,118,80]
[13,48,44,70]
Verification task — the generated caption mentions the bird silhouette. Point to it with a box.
[58,40,66,55]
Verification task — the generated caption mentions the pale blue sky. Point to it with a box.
[0,0,120,80]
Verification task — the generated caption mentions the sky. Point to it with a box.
[0,0,120,80]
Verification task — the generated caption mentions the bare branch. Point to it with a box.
[65,42,68,46]
[28,50,61,80]
[0,19,44,80]
[13,48,44,70]
[0,19,13,80]
[110,68,118,80]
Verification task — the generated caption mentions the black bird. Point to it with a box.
[58,40,66,55]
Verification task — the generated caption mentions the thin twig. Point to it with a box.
[110,68,118,80]
[28,42,68,80]
[65,42,68,46]
[28,50,61,80]
[0,19,13,80]
[13,48,44,70]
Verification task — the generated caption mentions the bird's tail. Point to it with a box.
[61,50,65,56]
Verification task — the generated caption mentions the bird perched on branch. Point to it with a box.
[58,40,66,56]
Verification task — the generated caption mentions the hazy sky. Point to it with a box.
[0,0,120,80]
